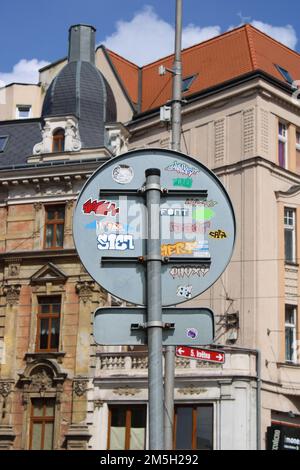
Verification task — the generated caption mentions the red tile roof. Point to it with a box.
[106,24,300,113]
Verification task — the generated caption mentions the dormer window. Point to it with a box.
[182,75,197,93]
[52,129,65,153]
[275,65,294,85]
[0,136,8,152]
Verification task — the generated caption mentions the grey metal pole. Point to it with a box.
[171,0,183,151]
[146,168,164,450]
[164,0,183,451]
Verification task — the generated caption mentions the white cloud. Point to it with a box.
[0,58,49,87]
[251,21,297,50]
[103,6,221,66]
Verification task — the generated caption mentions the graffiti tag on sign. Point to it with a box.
[209,230,227,239]
[173,178,193,188]
[161,241,198,257]
[177,285,193,299]
[160,207,190,217]
[83,199,119,216]
[97,220,131,234]
[185,199,217,208]
[165,161,199,177]
[169,266,210,279]
[170,221,211,234]
[97,234,134,251]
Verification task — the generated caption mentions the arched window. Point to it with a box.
[52,128,65,152]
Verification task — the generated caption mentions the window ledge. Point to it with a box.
[285,262,299,268]
[24,352,66,364]
[277,362,300,369]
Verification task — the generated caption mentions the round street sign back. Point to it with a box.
[73,148,236,306]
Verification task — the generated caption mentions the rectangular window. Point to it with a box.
[284,208,296,263]
[29,399,55,450]
[16,105,31,119]
[278,122,288,168]
[285,305,297,363]
[36,296,61,352]
[174,405,213,450]
[296,131,300,173]
[44,205,65,249]
[108,405,146,450]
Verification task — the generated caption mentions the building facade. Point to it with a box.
[0,23,300,450]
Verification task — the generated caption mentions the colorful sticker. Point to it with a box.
[97,220,132,234]
[165,161,199,177]
[170,221,211,234]
[209,230,227,239]
[177,285,193,299]
[83,199,119,216]
[192,207,215,222]
[186,328,198,340]
[97,234,134,251]
[193,240,211,258]
[173,178,193,188]
[169,266,210,279]
[112,164,134,184]
[161,241,198,257]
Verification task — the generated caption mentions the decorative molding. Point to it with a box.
[33,116,82,156]
[94,400,104,409]
[30,369,53,393]
[113,386,141,397]
[178,385,207,396]
[106,123,130,156]
[73,379,88,397]
[18,360,67,406]
[34,202,43,212]
[30,262,68,285]
[0,382,13,398]
[3,284,21,306]
[76,281,95,303]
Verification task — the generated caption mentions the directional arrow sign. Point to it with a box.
[176,346,225,364]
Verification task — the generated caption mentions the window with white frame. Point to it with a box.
[285,305,297,363]
[284,208,296,263]
[278,122,288,168]
[16,105,31,119]
[296,131,300,173]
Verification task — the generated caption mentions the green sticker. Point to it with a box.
[173,178,193,188]
[192,207,215,221]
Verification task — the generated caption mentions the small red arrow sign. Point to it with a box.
[176,346,225,364]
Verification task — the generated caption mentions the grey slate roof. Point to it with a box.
[42,61,117,148]
[0,120,42,167]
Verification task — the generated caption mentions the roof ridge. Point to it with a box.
[105,47,140,70]
[245,24,258,70]
[141,25,249,69]
[247,23,300,59]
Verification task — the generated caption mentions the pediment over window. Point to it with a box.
[30,263,67,285]
[276,184,300,201]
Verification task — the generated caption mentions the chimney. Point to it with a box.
[68,24,96,64]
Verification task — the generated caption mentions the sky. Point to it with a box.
[1,0,300,86]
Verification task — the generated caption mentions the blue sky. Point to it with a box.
[1,0,300,85]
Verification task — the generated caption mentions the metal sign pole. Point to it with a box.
[164,0,183,451]
[145,168,164,450]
